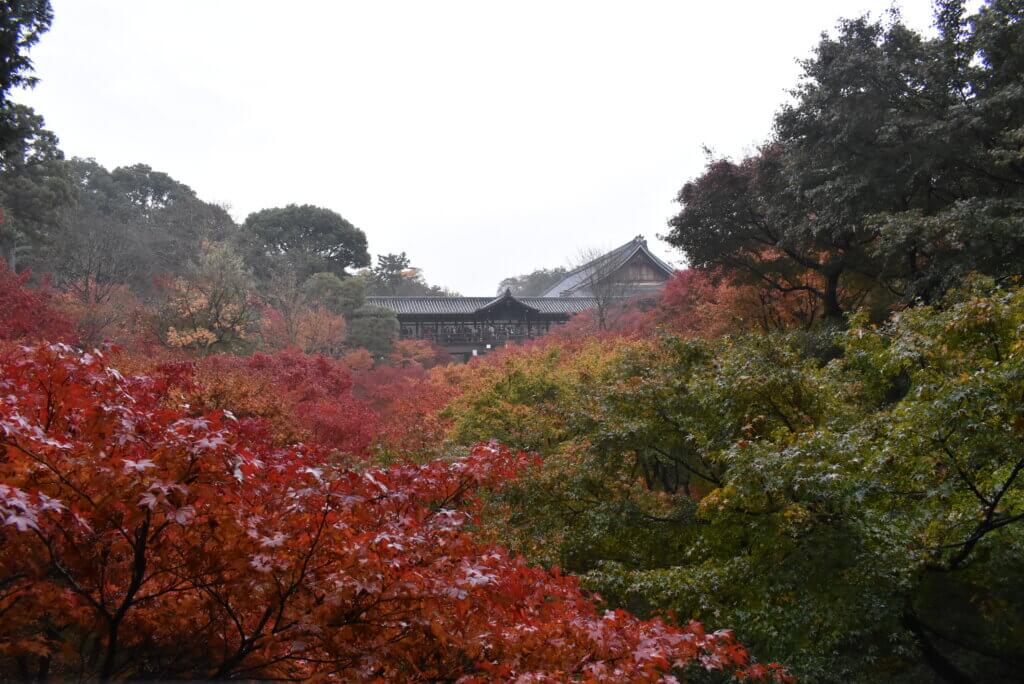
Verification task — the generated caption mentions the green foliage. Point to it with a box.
[0,0,52,148]
[302,271,366,316]
[446,345,585,455]
[454,280,1024,682]
[0,2,64,269]
[365,252,455,296]
[0,105,70,269]
[667,4,1024,319]
[239,204,369,282]
[346,304,399,357]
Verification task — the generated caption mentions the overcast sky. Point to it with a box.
[18,1,943,294]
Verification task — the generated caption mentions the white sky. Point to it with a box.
[17,0,942,294]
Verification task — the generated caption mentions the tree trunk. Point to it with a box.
[902,609,975,684]
[822,269,843,322]
[2,243,16,271]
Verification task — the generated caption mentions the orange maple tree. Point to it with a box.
[0,343,790,681]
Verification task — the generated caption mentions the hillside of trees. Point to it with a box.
[3,0,1024,682]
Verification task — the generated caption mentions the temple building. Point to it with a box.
[540,235,674,298]
[367,236,674,360]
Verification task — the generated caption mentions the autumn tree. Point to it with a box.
[187,348,376,454]
[261,305,347,356]
[0,260,73,343]
[0,343,787,682]
[651,269,820,337]
[154,243,260,354]
[53,283,146,347]
[387,338,450,368]
[351,353,457,460]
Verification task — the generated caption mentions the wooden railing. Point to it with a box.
[401,329,544,345]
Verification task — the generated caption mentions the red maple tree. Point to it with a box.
[0,264,76,346]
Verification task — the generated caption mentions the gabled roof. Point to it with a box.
[540,236,675,298]
[365,294,598,316]
[475,289,541,315]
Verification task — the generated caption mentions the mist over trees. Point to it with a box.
[0,78,459,359]
[3,1,1024,683]
[0,0,463,358]
[496,266,569,296]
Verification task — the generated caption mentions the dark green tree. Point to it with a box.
[365,252,455,296]
[0,0,52,149]
[113,163,235,284]
[346,304,399,356]
[0,104,70,269]
[368,252,412,295]
[239,204,369,282]
[666,3,1024,320]
[43,159,235,293]
[302,271,366,316]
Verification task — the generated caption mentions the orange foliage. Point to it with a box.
[260,304,347,355]
[341,348,375,371]
[545,269,821,347]
[654,269,819,335]
[388,338,451,368]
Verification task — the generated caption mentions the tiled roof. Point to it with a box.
[540,236,675,297]
[365,295,598,316]
[521,297,599,314]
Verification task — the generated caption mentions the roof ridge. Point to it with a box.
[557,238,640,279]
[538,237,674,297]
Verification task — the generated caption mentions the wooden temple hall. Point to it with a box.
[367,236,674,360]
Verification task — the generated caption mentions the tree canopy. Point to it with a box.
[0,104,69,269]
[3,2,1024,681]
[0,0,52,148]
[446,278,1024,681]
[43,158,235,293]
[365,252,455,296]
[666,1,1024,320]
[240,204,370,282]
[0,343,787,682]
